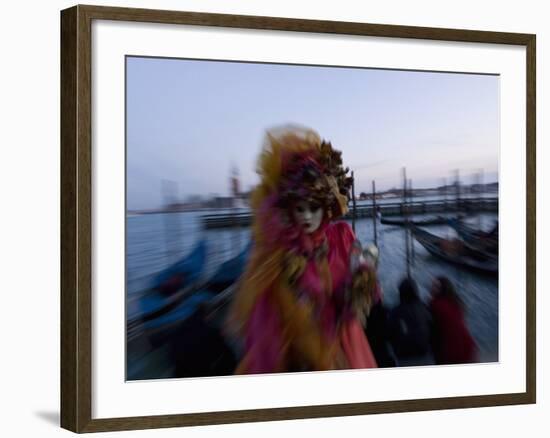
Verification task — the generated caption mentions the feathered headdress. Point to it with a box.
[251,125,352,249]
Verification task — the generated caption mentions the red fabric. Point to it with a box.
[240,221,377,373]
[326,221,356,294]
[240,291,285,374]
[341,317,378,368]
[430,295,476,364]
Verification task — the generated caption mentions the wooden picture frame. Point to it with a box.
[61,4,536,433]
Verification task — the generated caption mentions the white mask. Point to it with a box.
[292,200,323,234]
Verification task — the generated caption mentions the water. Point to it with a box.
[126,210,250,294]
[352,213,498,362]
[127,210,498,363]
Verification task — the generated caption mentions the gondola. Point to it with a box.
[128,241,251,340]
[151,239,209,294]
[448,218,498,255]
[202,241,252,293]
[143,242,251,330]
[127,244,252,380]
[126,239,209,325]
[412,226,498,275]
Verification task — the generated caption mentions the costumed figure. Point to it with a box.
[228,126,378,374]
[387,278,433,366]
[429,276,477,365]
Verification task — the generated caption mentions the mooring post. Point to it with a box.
[403,167,411,279]
[372,180,377,246]
[351,170,357,233]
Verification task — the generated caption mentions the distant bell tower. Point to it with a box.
[230,165,240,197]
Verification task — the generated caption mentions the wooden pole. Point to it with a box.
[409,178,414,264]
[477,169,483,229]
[351,170,357,234]
[480,168,485,207]
[455,169,464,290]
[231,166,240,254]
[455,169,461,214]
[232,202,238,254]
[444,176,451,238]
[371,180,377,246]
[403,167,411,279]
[443,177,447,214]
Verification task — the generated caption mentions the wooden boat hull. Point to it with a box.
[448,218,498,255]
[128,241,251,339]
[412,226,498,275]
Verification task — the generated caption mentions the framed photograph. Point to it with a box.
[60,4,536,433]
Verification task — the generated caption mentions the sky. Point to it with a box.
[126,56,499,210]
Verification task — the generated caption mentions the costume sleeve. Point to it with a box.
[330,221,378,322]
[324,221,356,317]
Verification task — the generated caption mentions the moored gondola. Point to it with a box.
[127,239,209,326]
[412,226,498,275]
[127,242,252,380]
[202,241,252,293]
[448,218,498,255]
[128,241,251,336]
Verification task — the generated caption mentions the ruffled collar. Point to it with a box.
[255,192,329,258]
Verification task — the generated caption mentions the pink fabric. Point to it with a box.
[241,221,377,373]
[242,292,284,374]
[327,221,356,293]
[341,318,378,368]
